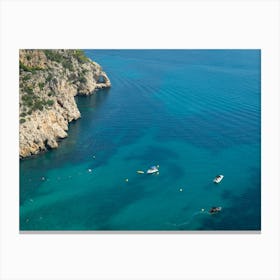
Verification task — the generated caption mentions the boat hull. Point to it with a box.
[213,175,224,183]
[147,169,158,174]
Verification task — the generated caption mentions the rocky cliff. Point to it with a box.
[19,49,111,158]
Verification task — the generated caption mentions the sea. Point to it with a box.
[20,50,261,231]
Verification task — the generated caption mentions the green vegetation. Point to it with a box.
[73,50,89,63]
[33,100,44,111]
[46,73,53,82]
[61,60,74,71]
[44,49,88,64]
[19,61,44,73]
[78,75,87,83]
[82,69,88,75]
[19,61,30,71]
[22,74,31,82]
[46,100,54,106]
[43,50,64,63]
[43,50,74,71]
[38,82,45,90]
[20,118,26,124]
[24,86,34,95]
[48,91,55,97]
[21,91,55,113]
[22,94,34,107]
[19,49,93,118]
[43,49,89,71]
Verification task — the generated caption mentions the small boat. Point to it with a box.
[213,174,224,183]
[209,206,222,214]
[137,170,145,174]
[146,166,159,174]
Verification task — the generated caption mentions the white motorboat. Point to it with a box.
[213,175,224,183]
[146,166,159,174]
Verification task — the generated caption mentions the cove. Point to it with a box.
[20,50,261,231]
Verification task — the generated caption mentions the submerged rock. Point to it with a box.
[19,49,111,158]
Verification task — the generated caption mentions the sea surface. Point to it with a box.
[20,50,261,231]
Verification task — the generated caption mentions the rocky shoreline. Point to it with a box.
[19,49,111,158]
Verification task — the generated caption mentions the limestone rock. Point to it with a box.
[19,49,111,158]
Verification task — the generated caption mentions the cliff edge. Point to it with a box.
[19,49,111,158]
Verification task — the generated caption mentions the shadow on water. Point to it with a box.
[20,89,111,168]
[75,87,111,110]
[197,171,261,230]
[20,50,261,231]
[20,178,152,231]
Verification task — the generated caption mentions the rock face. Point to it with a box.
[19,49,111,158]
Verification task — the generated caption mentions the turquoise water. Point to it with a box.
[20,50,261,231]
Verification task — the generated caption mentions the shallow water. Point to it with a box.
[20,50,261,230]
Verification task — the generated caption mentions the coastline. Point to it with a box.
[19,49,111,158]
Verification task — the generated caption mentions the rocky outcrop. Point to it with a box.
[19,49,111,158]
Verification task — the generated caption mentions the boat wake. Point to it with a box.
[167,210,210,228]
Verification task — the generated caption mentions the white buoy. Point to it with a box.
[201,208,205,212]
[125,178,129,182]
[88,169,92,172]
[179,188,183,192]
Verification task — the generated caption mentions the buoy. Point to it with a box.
[201,208,205,212]
[93,156,95,159]
[88,169,92,172]
[179,188,183,192]
[41,177,45,181]
[125,178,129,182]
[157,165,160,168]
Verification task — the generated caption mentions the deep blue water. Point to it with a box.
[20,50,261,231]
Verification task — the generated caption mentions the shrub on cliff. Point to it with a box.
[62,60,74,71]
[46,99,54,106]
[38,82,45,90]
[43,50,76,71]
[78,75,87,83]
[43,50,64,63]
[19,61,44,73]
[22,74,31,81]
[73,50,89,63]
